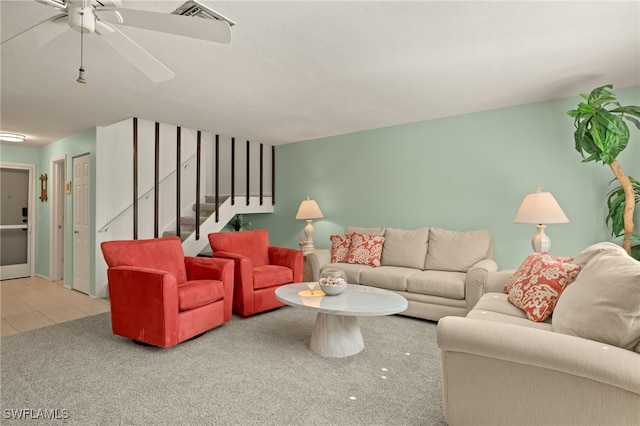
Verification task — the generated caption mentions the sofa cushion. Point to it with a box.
[467,306,553,332]
[345,226,385,236]
[347,232,385,267]
[505,252,581,322]
[406,270,466,299]
[381,227,430,269]
[424,228,490,272]
[177,280,225,311]
[330,234,352,263]
[572,241,628,267]
[359,266,416,292]
[553,245,640,352]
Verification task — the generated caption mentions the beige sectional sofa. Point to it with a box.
[437,242,640,425]
[307,226,498,321]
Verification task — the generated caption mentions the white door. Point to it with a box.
[0,164,34,280]
[73,155,90,294]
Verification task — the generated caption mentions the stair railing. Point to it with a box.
[98,152,197,233]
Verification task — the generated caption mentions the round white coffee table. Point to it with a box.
[275,283,408,358]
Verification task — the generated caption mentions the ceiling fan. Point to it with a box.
[1,0,233,83]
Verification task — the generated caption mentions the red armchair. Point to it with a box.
[208,230,303,317]
[101,237,234,348]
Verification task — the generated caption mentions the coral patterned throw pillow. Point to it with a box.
[347,232,385,267]
[330,234,352,263]
[505,252,581,322]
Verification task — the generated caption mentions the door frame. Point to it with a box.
[0,161,36,279]
[50,155,66,281]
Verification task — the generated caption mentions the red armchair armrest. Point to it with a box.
[269,246,303,282]
[184,256,235,321]
[107,266,180,347]
[212,251,256,315]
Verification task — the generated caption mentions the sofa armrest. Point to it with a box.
[438,316,640,394]
[268,246,303,282]
[483,269,516,293]
[464,258,499,311]
[306,249,331,281]
[437,316,640,425]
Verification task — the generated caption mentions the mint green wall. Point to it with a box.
[0,144,40,163]
[38,129,97,290]
[1,130,97,290]
[2,87,639,284]
[249,87,640,269]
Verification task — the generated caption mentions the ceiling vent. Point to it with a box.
[36,0,67,10]
[172,1,236,27]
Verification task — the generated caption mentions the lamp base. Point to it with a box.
[301,219,316,254]
[531,224,551,252]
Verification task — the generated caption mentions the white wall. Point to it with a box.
[94,118,274,297]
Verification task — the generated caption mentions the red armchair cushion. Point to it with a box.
[102,236,188,283]
[177,280,225,311]
[253,265,294,290]
[209,230,270,267]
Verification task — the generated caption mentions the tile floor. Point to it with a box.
[1,276,110,337]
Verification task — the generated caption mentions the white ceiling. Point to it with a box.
[1,0,639,148]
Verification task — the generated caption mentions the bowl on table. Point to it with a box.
[318,268,347,296]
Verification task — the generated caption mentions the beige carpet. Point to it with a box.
[1,306,446,425]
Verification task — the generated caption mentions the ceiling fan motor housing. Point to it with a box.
[68,5,95,33]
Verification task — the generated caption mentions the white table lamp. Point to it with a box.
[295,197,324,253]
[513,186,569,252]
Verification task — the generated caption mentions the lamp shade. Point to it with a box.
[295,197,324,220]
[513,186,569,224]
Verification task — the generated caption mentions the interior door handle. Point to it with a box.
[74,230,79,234]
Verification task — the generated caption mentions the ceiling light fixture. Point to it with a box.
[0,132,26,143]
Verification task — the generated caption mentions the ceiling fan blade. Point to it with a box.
[1,13,69,57]
[97,8,231,44]
[100,23,175,83]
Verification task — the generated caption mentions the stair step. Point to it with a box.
[180,216,207,226]
[204,195,230,204]
[194,203,216,214]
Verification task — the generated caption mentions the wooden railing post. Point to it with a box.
[195,131,202,240]
[133,117,138,239]
[154,122,160,238]
[176,126,182,239]
[260,143,264,206]
[215,134,220,223]
[246,140,250,206]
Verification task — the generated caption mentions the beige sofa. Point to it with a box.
[437,242,640,426]
[307,226,498,321]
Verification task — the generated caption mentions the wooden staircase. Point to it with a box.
[163,194,274,256]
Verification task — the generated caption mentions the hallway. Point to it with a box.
[1,276,109,337]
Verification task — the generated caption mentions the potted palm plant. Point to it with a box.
[567,85,640,258]
[226,214,251,231]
